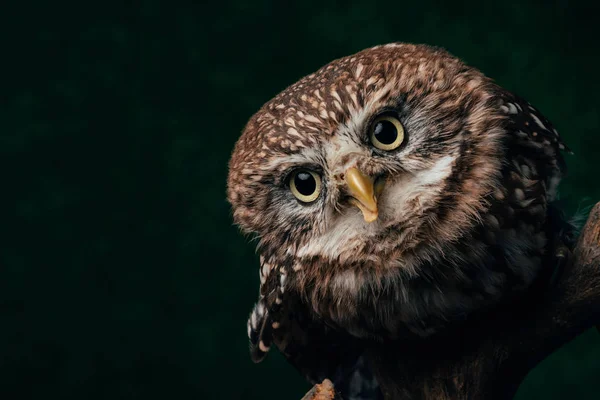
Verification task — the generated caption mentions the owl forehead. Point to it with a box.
[229,43,492,193]
[240,44,479,158]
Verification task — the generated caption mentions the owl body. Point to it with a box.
[228,43,572,398]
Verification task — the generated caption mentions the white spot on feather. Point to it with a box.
[355,63,364,79]
[279,273,286,293]
[506,103,518,114]
[366,76,378,86]
[303,114,321,124]
[287,127,301,138]
[250,312,257,330]
[333,100,343,112]
[514,188,525,201]
[259,341,270,352]
[530,113,547,130]
[331,89,342,103]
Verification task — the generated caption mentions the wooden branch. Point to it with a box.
[300,202,600,400]
[300,379,341,400]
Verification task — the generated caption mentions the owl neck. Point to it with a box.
[275,224,544,339]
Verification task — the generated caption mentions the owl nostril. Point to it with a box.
[333,172,346,182]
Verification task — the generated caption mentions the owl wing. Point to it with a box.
[500,93,571,200]
[247,265,381,399]
[497,92,577,286]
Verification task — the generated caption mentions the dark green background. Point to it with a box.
[1,1,599,399]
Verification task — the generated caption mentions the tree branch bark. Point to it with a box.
[300,201,600,400]
[300,379,342,400]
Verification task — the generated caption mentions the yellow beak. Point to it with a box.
[344,167,380,223]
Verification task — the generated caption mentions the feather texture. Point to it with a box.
[228,43,575,399]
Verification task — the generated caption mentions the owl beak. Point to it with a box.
[344,167,380,223]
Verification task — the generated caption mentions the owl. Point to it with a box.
[227,43,574,399]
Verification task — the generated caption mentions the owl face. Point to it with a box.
[251,99,462,264]
[228,44,505,280]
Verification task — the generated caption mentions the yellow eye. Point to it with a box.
[289,169,321,203]
[369,115,405,150]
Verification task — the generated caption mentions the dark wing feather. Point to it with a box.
[498,91,577,288]
[247,263,382,399]
[272,294,381,399]
[500,92,571,200]
[247,297,273,363]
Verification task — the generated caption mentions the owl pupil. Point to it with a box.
[374,120,398,145]
[294,172,316,195]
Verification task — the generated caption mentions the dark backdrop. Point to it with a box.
[1,1,599,399]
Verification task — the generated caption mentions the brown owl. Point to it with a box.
[227,43,574,399]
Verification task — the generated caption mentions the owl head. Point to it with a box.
[227,43,508,331]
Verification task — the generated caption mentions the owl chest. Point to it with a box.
[301,221,548,339]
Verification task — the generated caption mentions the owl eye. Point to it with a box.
[289,169,321,203]
[369,115,405,151]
